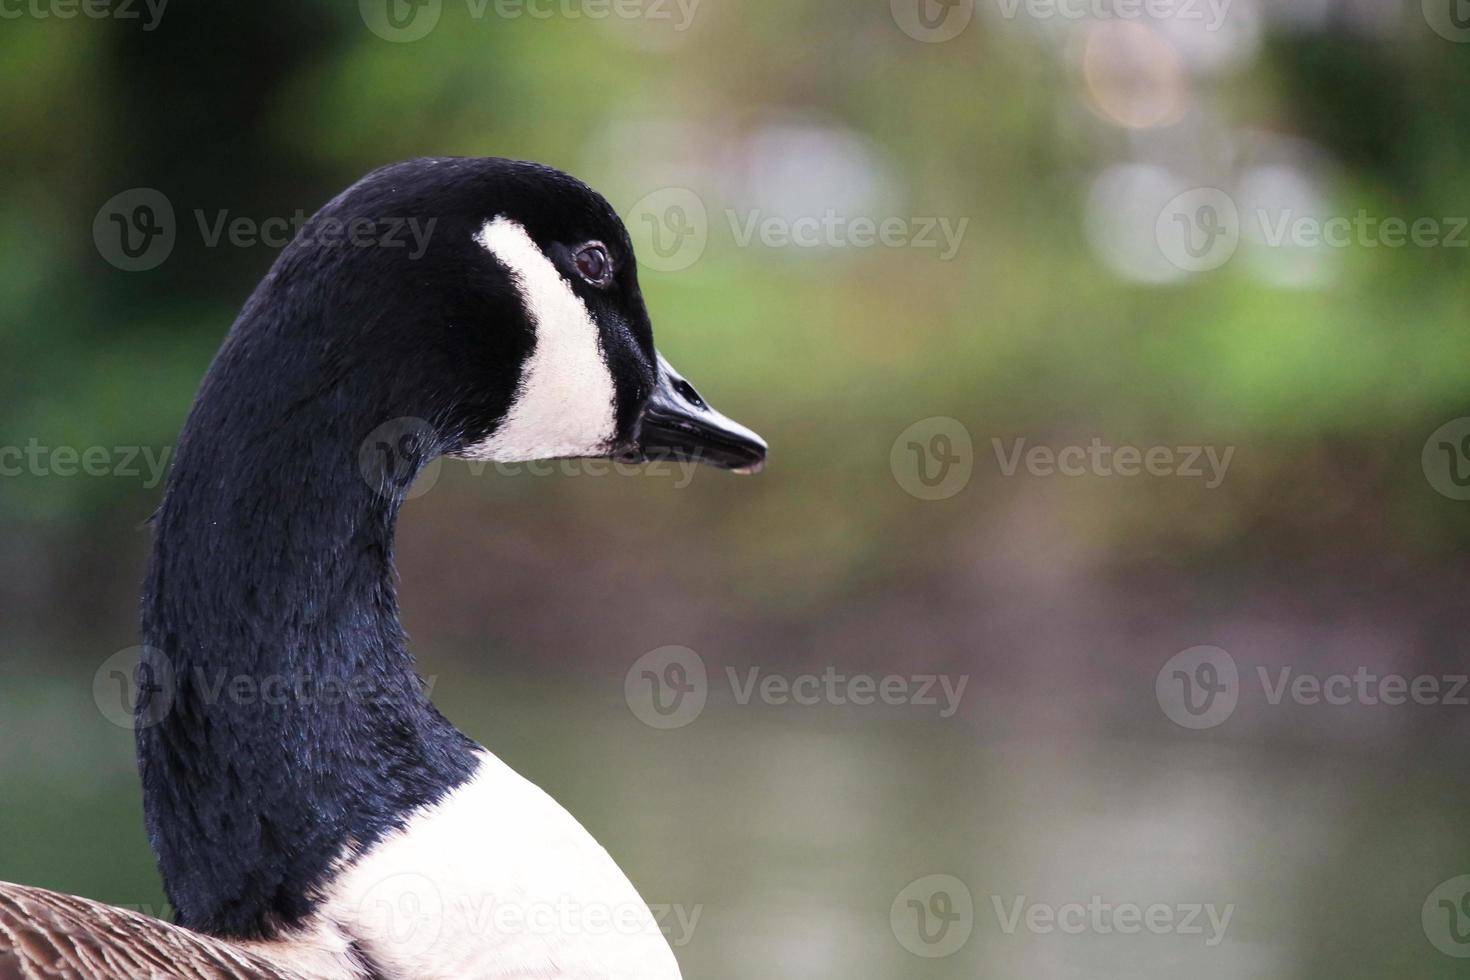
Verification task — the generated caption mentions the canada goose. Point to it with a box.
[0,157,766,980]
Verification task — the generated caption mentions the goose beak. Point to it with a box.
[631,354,768,474]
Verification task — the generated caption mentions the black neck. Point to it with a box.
[138,322,478,940]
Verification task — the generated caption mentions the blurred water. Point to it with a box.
[4,667,1467,980]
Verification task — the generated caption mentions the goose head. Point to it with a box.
[247,156,765,488]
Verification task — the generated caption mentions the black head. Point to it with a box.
[247,156,766,478]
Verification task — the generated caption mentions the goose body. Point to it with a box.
[0,157,766,980]
[0,884,310,979]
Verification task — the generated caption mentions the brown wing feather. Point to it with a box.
[0,883,309,980]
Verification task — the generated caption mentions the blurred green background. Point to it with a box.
[4,1,1470,977]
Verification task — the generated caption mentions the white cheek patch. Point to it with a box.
[463,217,618,462]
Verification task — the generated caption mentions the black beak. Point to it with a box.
[630,354,767,474]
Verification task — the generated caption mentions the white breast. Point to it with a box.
[464,217,619,463]
[321,751,682,980]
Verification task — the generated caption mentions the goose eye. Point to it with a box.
[574,243,612,285]
[673,378,706,409]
